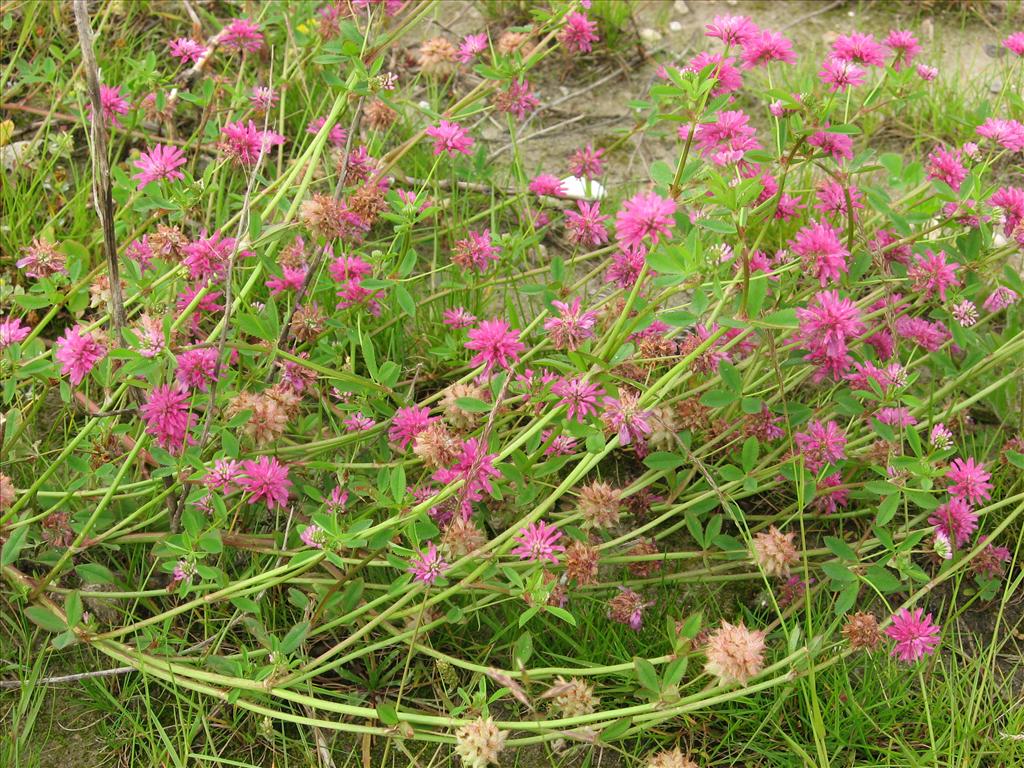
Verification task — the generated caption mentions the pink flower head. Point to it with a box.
[389,405,435,448]
[568,145,604,179]
[182,230,243,281]
[510,520,565,564]
[87,84,130,128]
[344,412,376,432]
[249,85,278,113]
[976,118,1024,152]
[565,200,610,247]
[740,30,796,68]
[908,249,961,301]
[443,307,476,328]
[300,524,327,549]
[693,109,761,166]
[972,536,1011,579]
[818,57,866,92]
[983,286,1020,313]
[705,14,759,46]
[885,608,941,662]
[140,385,196,453]
[789,220,849,286]
[432,437,500,502]
[529,174,566,197]
[326,486,349,513]
[426,120,474,157]
[204,458,241,492]
[266,265,307,296]
[551,375,604,422]
[239,456,292,509]
[220,120,285,165]
[796,290,865,357]
[928,497,978,548]
[559,12,599,53]
[17,238,66,279]
[602,390,652,446]
[1003,32,1024,57]
[807,129,853,163]
[307,116,349,148]
[221,18,264,52]
[544,297,597,351]
[895,316,951,352]
[916,63,938,81]
[457,33,488,63]
[168,37,208,64]
[175,348,220,392]
[929,423,954,450]
[815,180,864,219]
[885,29,921,70]
[0,317,31,348]
[452,229,501,272]
[945,457,992,505]
[605,244,646,288]
[876,407,917,427]
[493,78,540,121]
[465,319,525,372]
[794,419,847,473]
[927,146,968,191]
[132,144,187,190]
[990,186,1024,237]
[615,191,676,248]
[55,325,107,385]
[408,541,449,585]
[683,52,743,96]
[830,32,888,67]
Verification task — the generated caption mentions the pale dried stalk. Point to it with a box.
[72,0,127,343]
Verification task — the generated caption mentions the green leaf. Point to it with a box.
[25,605,66,633]
[376,702,399,726]
[835,581,859,616]
[719,362,741,394]
[643,452,684,471]
[280,621,310,655]
[634,657,660,693]
[395,285,416,317]
[700,389,737,408]
[454,397,492,413]
[64,591,83,628]
[600,717,632,743]
[513,631,533,667]
[821,562,856,584]
[741,437,759,473]
[745,274,768,316]
[1,525,29,566]
[825,536,857,562]
[866,564,903,593]
[876,493,900,527]
[761,308,799,328]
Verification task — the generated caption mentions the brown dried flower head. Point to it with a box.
[290,302,326,343]
[627,538,662,578]
[0,473,16,511]
[364,99,397,130]
[418,37,457,77]
[454,716,506,768]
[752,526,799,577]
[577,480,621,529]
[842,612,881,652]
[647,747,699,768]
[704,620,766,685]
[441,516,487,558]
[563,540,600,586]
[413,421,461,469]
[647,404,681,451]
